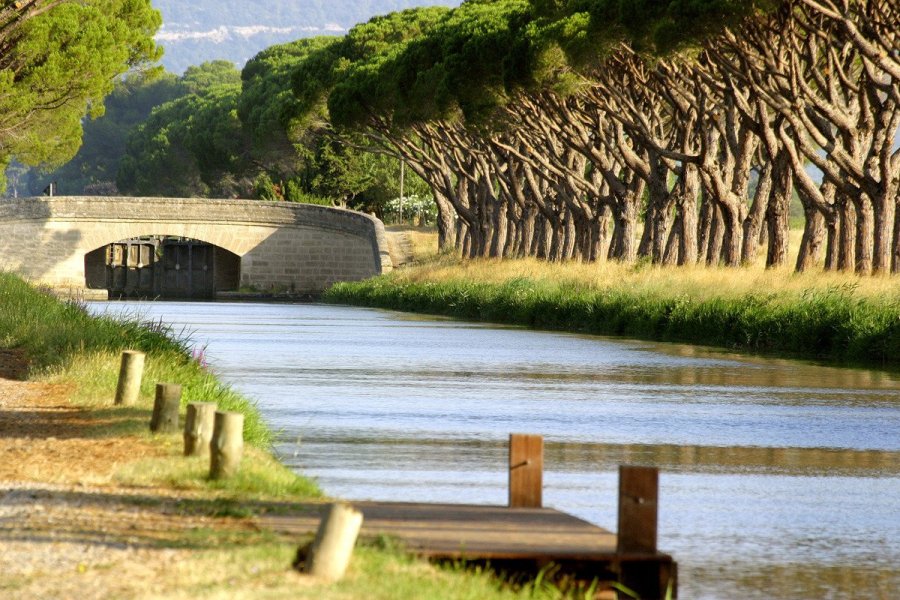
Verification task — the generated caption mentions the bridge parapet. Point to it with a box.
[0,196,392,295]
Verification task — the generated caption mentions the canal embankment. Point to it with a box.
[0,272,602,599]
[324,257,900,370]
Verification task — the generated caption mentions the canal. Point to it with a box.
[90,301,900,599]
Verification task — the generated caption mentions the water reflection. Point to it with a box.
[90,301,900,600]
[288,437,899,477]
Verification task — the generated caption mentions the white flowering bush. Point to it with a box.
[383,194,437,225]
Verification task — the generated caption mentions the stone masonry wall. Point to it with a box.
[0,197,392,293]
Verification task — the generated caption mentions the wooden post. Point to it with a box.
[508,433,543,508]
[617,465,658,554]
[114,350,145,406]
[149,383,181,433]
[183,402,216,457]
[210,410,244,479]
[306,502,364,581]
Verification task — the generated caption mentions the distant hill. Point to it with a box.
[153,0,460,73]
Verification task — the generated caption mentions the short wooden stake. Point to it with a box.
[150,383,182,433]
[114,350,145,406]
[306,502,364,581]
[183,402,216,457]
[210,410,244,479]
[617,465,659,554]
[508,433,543,508]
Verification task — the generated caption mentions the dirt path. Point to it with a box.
[0,377,264,599]
[384,229,415,268]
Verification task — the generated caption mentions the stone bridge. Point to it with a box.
[0,197,392,298]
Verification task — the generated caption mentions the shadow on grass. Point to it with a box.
[0,485,324,551]
[0,406,149,440]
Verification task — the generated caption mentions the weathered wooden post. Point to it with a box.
[617,465,658,554]
[149,383,181,433]
[306,502,364,581]
[617,466,671,598]
[508,433,543,508]
[209,410,244,479]
[183,402,216,457]
[114,350,145,406]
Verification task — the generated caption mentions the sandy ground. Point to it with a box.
[0,372,260,599]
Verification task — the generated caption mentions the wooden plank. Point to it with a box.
[509,433,543,508]
[263,499,675,597]
[617,465,658,554]
[262,501,621,560]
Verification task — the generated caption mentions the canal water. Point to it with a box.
[90,301,900,599]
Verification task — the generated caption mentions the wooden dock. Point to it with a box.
[262,435,677,598]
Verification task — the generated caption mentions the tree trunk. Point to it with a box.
[796,207,825,272]
[893,197,900,273]
[521,204,537,258]
[824,215,839,271]
[489,195,506,258]
[720,203,743,267]
[706,203,725,266]
[697,194,713,265]
[837,199,856,272]
[854,196,874,275]
[741,164,773,266]
[434,193,456,251]
[610,200,638,262]
[765,157,792,268]
[872,192,896,274]
[455,220,467,253]
[678,168,700,266]
[562,211,578,260]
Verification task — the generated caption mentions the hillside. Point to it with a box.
[153,0,460,73]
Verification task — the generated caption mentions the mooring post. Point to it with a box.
[114,350,145,406]
[183,401,216,457]
[508,433,544,508]
[305,502,364,581]
[149,383,182,433]
[210,410,244,479]
[617,465,659,554]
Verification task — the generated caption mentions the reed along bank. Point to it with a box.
[324,259,900,370]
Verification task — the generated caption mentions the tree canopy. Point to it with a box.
[0,0,162,190]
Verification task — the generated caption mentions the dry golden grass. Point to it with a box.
[398,229,900,303]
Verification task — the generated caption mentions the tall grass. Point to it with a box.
[325,259,900,369]
[0,272,271,447]
[0,272,184,366]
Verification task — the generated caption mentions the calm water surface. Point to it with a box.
[91,301,900,599]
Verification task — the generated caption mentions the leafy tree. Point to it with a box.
[0,0,162,191]
[27,71,183,195]
[181,59,242,94]
[118,62,248,197]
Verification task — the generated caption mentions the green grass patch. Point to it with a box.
[325,272,900,370]
[114,446,322,501]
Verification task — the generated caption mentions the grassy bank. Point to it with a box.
[325,258,900,370]
[1,272,610,599]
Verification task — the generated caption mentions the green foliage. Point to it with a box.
[0,0,162,191]
[118,63,248,197]
[26,71,184,196]
[181,60,242,94]
[325,276,900,369]
[0,272,184,369]
[293,6,451,127]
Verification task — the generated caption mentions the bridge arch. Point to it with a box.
[0,197,392,296]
